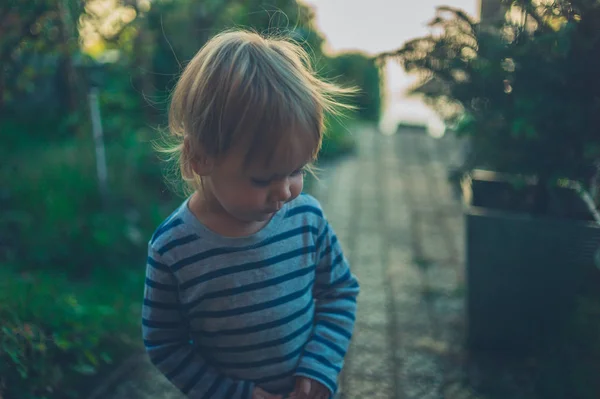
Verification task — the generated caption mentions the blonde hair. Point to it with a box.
[160,28,356,194]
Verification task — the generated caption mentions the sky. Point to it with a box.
[301,0,479,130]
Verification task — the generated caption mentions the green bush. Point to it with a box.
[319,113,357,160]
[322,53,382,122]
[0,134,170,277]
[0,265,144,399]
[380,1,600,213]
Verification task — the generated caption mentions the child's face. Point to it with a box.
[207,134,313,223]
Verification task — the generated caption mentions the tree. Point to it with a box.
[324,52,382,122]
[0,0,84,119]
[379,0,600,214]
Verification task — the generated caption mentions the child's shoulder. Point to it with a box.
[147,199,196,253]
[286,192,327,222]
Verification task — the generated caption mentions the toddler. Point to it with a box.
[142,29,360,399]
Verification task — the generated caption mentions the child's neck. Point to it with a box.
[188,191,269,238]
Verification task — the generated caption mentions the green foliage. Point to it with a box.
[0,0,84,118]
[381,1,600,188]
[0,265,144,399]
[322,52,382,122]
[319,114,357,160]
[0,132,171,277]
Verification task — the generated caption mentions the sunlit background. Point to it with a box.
[304,0,478,136]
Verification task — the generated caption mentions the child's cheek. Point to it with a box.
[291,176,304,198]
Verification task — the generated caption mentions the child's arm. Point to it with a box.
[293,217,360,397]
[142,247,255,399]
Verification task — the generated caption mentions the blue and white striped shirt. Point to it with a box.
[142,193,360,398]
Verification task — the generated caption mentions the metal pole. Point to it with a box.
[88,86,109,203]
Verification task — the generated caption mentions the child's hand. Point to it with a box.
[286,377,330,399]
[253,386,283,399]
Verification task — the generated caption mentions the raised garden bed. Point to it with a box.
[462,170,600,355]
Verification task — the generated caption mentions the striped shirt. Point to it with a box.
[142,193,360,399]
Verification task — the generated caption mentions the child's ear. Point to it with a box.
[184,136,213,176]
[191,156,214,176]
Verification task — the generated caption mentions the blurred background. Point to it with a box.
[2,0,600,398]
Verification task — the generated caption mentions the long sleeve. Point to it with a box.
[294,220,360,396]
[142,246,255,399]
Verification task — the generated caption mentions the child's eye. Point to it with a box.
[251,178,271,187]
[290,168,305,177]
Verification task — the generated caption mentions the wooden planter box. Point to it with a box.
[462,170,600,354]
